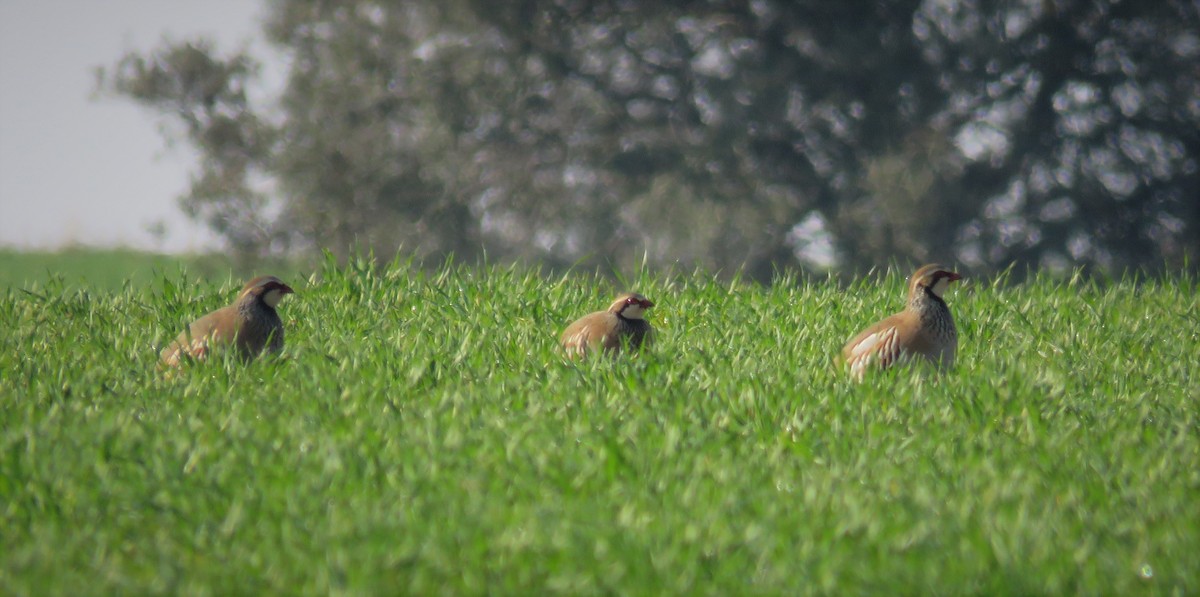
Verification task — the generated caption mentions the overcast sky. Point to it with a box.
[0,1,282,253]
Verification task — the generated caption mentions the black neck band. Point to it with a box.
[922,284,947,307]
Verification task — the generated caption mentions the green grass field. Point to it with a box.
[0,247,304,292]
[1,250,1197,594]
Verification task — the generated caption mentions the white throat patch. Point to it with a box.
[621,303,646,320]
[263,288,285,308]
[930,277,950,298]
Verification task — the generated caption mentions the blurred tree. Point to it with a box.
[99,0,1199,278]
[927,0,1200,273]
[100,40,278,258]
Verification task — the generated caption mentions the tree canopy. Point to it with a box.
[100,0,1200,279]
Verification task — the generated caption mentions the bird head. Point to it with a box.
[241,275,295,308]
[908,264,961,300]
[609,292,654,320]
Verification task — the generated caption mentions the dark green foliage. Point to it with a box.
[97,0,1200,279]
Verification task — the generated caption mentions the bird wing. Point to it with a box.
[560,312,612,357]
[160,307,238,366]
[841,311,918,378]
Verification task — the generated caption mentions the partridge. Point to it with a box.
[841,264,961,380]
[560,292,655,358]
[160,275,294,366]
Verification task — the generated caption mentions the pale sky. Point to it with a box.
[0,1,282,253]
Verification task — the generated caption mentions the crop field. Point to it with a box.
[0,247,302,292]
[1,250,1197,594]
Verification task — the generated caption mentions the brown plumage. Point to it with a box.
[841,264,961,380]
[160,275,294,366]
[560,292,655,358]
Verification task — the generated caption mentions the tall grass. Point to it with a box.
[1,253,1196,594]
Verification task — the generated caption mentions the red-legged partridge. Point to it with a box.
[160,275,294,366]
[560,292,655,358]
[842,264,961,380]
